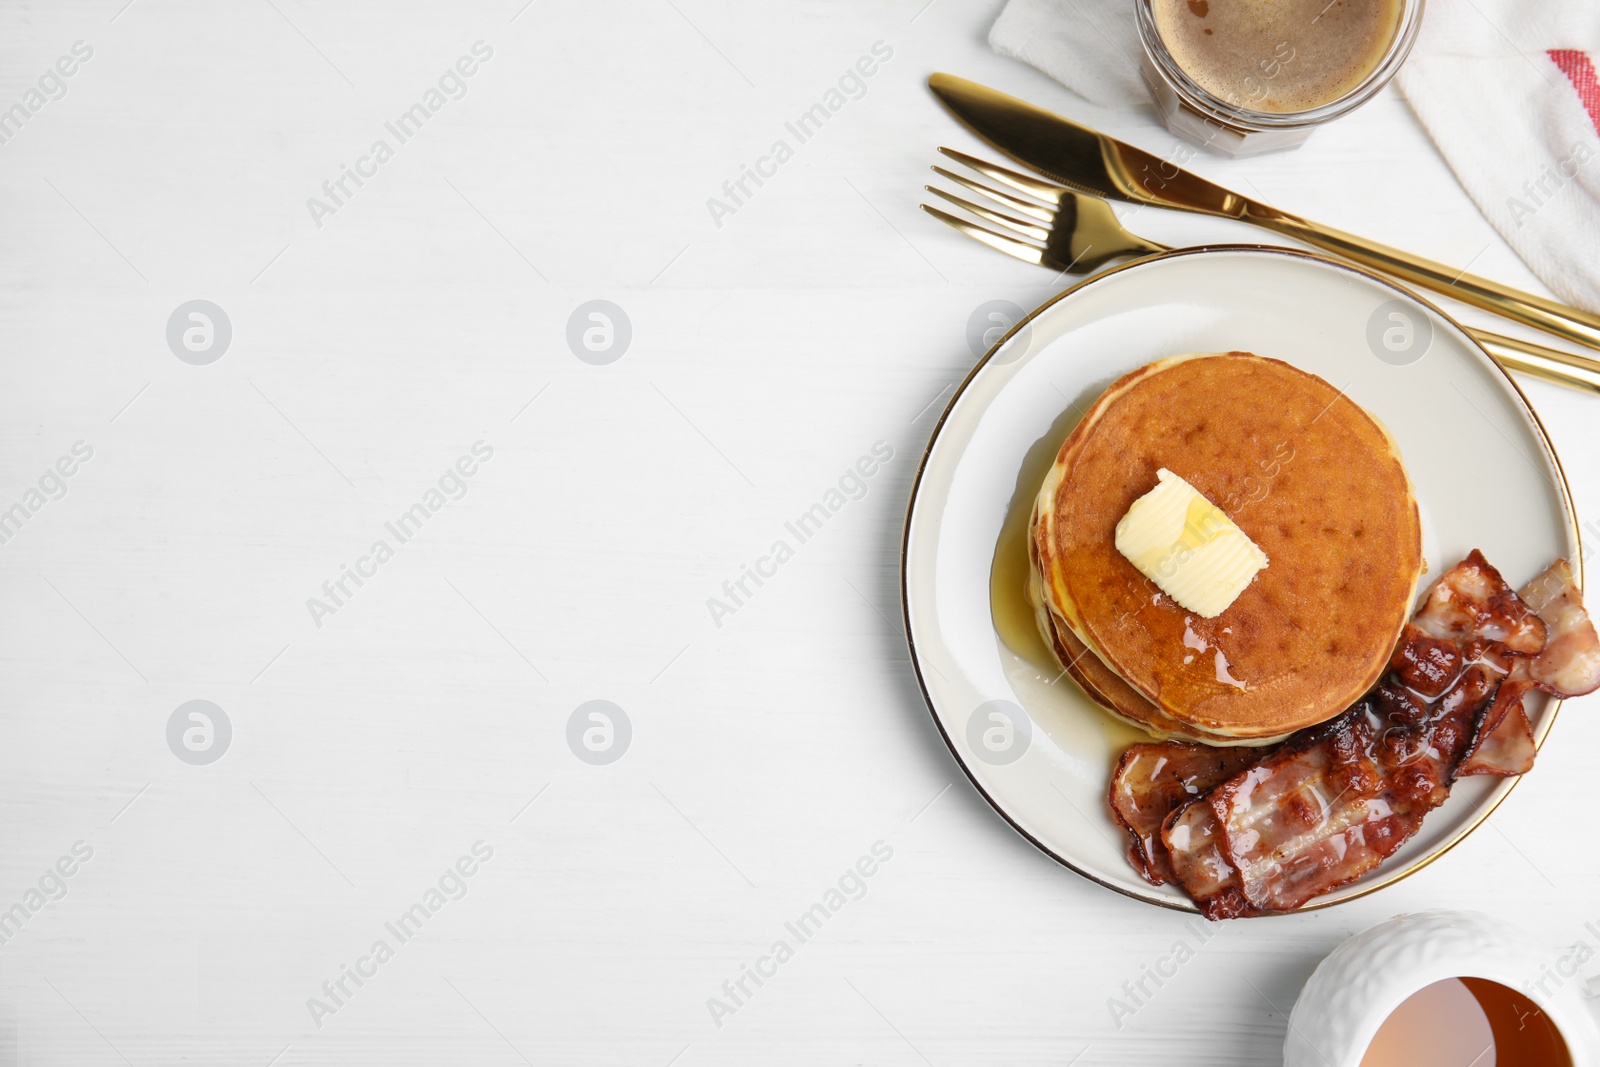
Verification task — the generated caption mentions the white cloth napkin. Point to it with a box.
[989,0,1600,312]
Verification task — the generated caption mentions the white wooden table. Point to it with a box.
[2,1,1596,1064]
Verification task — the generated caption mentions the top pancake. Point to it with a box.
[1032,352,1421,741]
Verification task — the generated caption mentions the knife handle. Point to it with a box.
[1248,210,1600,354]
[1471,328,1600,395]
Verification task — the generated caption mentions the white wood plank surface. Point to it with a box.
[1,1,1597,1064]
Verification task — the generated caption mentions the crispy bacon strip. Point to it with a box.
[1120,551,1597,918]
[1459,678,1537,777]
[1410,550,1545,652]
[1388,625,1464,698]
[1209,665,1496,913]
[1520,560,1600,697]
[1108,742,1261,885]
[1459,561,1600,777]
[1160,800,1256,919]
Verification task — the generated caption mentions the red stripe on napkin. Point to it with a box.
[1548,48,1600,136]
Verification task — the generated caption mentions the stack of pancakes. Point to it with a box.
[1028,352,1422,745]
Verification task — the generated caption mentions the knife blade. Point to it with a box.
[928,72,1600,354]
[928,73,1253,218]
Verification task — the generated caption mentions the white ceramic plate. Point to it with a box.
[901,246,1581,913]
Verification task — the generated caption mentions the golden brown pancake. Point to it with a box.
[1031,352,1421,743]
[1026,518,1249,743]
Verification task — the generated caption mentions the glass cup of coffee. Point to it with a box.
[1135,0,1425,157]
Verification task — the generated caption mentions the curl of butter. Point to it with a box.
[1114,469,1268,619]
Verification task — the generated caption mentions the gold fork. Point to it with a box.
[922,147,1600,396]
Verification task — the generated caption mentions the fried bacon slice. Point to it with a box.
[1160,792,1256,918]
[1409,550,1546,651]
[1520,559,1600,698]
[1205,663,1497,914]
[1459,560,1600,777]
[1108,742,1261,885]
[1458,678,1537,777]
[1109,551,1598,918]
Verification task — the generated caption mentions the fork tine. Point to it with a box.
[925,186,1051,243]
[919,204,1050,269]
[930,166,1056,224]
[938,147,1068,206]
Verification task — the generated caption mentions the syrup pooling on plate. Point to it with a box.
[1109,551,1600,918]
[989,426,1150,755]
[991,495,1059,674]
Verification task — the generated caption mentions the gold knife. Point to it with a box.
[929,73,1600,355]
